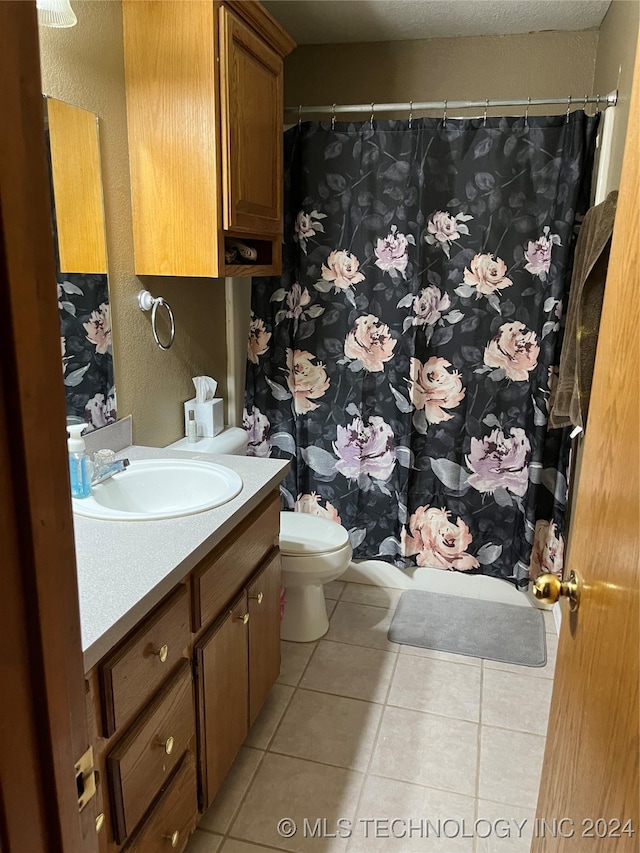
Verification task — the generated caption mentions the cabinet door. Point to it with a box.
[219,6,283,237]
[248,550,282,725]
[195,592,249,809]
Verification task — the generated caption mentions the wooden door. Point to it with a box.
[532,36,640,853]
[195,593,249,809]
[248,550,282,725]
[219,5,283,237]
[0,3,100,852]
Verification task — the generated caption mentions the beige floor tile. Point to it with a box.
[399,644,481,667]
[340,583,402,610]
[277,640,317,686]
[388,654,481,722]
[245,683,294,749]
[478,726,545,808]
[270,688,382,771]
[300,640,397,703]
[185,831,224,853]
[475,801,535,853]
[370,706,478,796]
[230,752,364,853]
[483,635,557,679]
[199,747,264,834]
[325,602,398,651]
[222,840,286,853]
[326,598,338,618]
[542,609,557,635]
[325,580,346,600]
[481,669,553,736]
[348,775,475,852]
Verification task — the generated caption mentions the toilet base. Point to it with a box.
[281,583,329,642]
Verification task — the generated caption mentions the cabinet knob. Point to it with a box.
[155,735,174,755]
[154,644,169,663]
[164,830,180,848]
[235,612,250,625]
[95,813,105,834]
[252,592,264,604]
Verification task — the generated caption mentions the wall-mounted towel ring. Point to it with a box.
[138,289,176,351]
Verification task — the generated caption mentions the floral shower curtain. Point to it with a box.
[244,112,598,588]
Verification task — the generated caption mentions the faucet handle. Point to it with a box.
[94,448,115,469]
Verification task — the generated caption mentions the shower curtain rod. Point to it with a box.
[286,91,618,117]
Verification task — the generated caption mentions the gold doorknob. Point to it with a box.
[234,612,250,625]
[164,830,180,848]
[252,592,264,604]
[154,644,169,663]
[533,570,581,612]
[95,813,105,833]
[155,735,174,755]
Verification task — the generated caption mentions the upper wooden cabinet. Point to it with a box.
[122,0,295,278]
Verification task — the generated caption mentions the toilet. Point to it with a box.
[167,428,353,642]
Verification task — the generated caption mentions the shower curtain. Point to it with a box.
[244,112,598,588]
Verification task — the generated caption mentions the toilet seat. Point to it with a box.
[279,511,350,557]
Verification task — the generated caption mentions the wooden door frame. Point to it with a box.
[0,3,99,852]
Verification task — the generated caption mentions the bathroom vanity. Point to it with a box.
[75,447,288,852]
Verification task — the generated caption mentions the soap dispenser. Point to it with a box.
[67,423,92,498]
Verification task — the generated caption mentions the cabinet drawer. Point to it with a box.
[193,492,279,630]
[108,661,195,844]
[100,587,190,736]
[123,751,198,853]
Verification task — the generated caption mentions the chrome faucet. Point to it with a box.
[91,458,130,485]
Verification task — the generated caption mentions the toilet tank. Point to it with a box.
[166,427,248,455]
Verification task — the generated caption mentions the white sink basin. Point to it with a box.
[72,458,243,521]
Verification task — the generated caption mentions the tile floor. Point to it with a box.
[186,581,557,853]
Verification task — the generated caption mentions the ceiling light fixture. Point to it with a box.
[36,0,77,29]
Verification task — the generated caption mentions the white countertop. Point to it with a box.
[74,445,289,672]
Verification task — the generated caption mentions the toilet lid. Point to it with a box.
[279,511,350,556]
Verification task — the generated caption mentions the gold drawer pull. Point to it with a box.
[154,644,169,663]
[235,612,250,625]
[155,735,174,755]
[251,592,264,604]
[95,813,105,834]
[164,830,180,848]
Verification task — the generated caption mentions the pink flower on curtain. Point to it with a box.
[243,405,271,457]
[524,226,561,280]
[321,250,366,291]
[484,321,540,381]
[83,303,112,354]
[408,356,465,423]
[374,226,409,276]
[463,253,513,295]
[285,349,330,414]
[344,314,396,371]
[333,415,395,482]
[294,209,326,253]
[412,285,451,326]
[466,427,531,497]
[285,282,311,319]
[529,520,565,579]
[425,210,473,258]
[402,505,479,570]
[247,313,272,364]
[295,492,342,524]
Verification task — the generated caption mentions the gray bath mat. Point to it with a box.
[388,590,546,666]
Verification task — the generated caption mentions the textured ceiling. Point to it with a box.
[263,0,612,44]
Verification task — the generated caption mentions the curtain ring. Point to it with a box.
[483,98,488,127]
[408,100,413,129]
[442,99,447,127]
[525,96,531,127]
[370,102,375,129]
[595,94,601,114]
[583,94,588,114]
[331,103,336,131]
[298,104,302,128]
[566,94,572,123]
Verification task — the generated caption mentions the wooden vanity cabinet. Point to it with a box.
[86,491,282,852]
[122,0,295,278]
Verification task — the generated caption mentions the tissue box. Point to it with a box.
[184,398,224,438]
